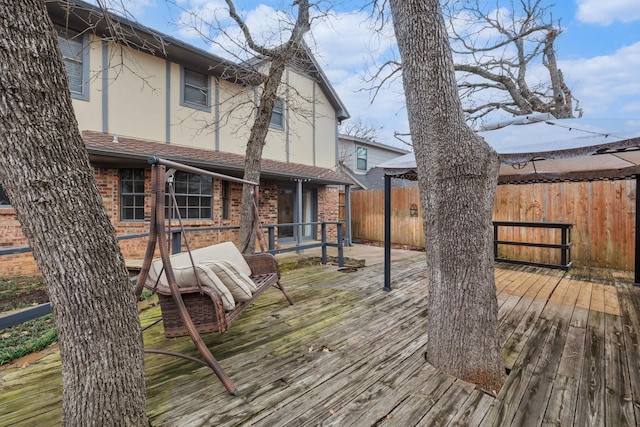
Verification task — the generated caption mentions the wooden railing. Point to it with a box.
[493,221,573,270]
[0,221,344,329]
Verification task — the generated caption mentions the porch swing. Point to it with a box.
[133,156,294,395]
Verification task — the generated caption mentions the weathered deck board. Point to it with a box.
[617,283,640,425]
[1,256,638,427]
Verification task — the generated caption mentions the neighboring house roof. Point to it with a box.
[338,134,410,155]
[46,0,349,121]
[340,164,416,190]
[378,116,640,184]
[84,131,353,185]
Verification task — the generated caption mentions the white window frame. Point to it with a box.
[356,146,368,171]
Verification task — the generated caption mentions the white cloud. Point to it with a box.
[560,41,640,117]
[576,0,640,25]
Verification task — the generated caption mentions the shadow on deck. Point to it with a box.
[1,252,639,426]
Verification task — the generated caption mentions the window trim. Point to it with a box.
[356,146,368,171]
[270,98,285,130]
[120,169,146,222]
[56,25,90,101]
[180,67,211,112]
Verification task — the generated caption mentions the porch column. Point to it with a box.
[345,184,352,246]
[296,178,303,252]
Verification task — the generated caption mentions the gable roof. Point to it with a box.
[339,134,410,155]
[83,131,352,185]
[46,0,349,119]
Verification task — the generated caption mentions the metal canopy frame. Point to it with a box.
[379,118,640,290]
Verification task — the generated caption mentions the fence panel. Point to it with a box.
[350,178,636,270]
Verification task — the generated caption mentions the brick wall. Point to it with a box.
[0,169,338,277]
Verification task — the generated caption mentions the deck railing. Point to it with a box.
[0,221,344,329]
[493,220,573,270]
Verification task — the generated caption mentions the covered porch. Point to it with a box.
[1,246,638,426]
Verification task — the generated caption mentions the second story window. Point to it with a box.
[120,169,146,221]
[182,68,210,111]
[356,146,368,171]
[0,183,11,208]
[56,26,89,100]
[167,172,212,220]
[270,98,285,129]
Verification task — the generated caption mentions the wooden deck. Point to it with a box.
[1,254,639,426]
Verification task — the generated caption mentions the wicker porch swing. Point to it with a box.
[133,157,294,395]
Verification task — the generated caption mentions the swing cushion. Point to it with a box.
[194,266,236,311]
[200,260,257,302]
[148,242,253,287]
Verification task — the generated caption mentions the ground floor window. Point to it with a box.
[167,171,212,220]
[120,169,145,221]
[0,183,10,207]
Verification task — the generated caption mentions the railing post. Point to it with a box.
[268,226,275,251]
[171,230,181,254]
[493,223,499,260]
[337,223,344,267]
[561,225,568,267]
[321,223,327,265]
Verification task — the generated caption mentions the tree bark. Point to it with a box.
[0,1,147,424]
[389,0,505,392]
[239,59,286,252]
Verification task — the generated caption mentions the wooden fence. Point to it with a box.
[350,178,637,271]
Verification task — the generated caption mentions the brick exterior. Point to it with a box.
[0,170,340,277]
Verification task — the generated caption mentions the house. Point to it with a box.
[0,0,352,276]
[338,134,411,190]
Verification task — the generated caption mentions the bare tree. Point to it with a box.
[0,0,147,424]
[339,117,382,141]
[446,0,581,125]
[223,0,312,251]
[389,0,505,393]
[173,0,315,251]
[367,0,578,129]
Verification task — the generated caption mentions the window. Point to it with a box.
[120,169,146,221]
[166,172,212,220]
[0,183,11,208]
[56,26,89,100]
[221,181,230,220]
[270,98,285,129]
[356,146,367,171]
[181,68,210,111]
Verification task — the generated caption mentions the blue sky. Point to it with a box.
[106,0,640,148]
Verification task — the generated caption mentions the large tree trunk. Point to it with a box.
[389,0,505,392]
[239,60,286,252]
[0,1,148,424]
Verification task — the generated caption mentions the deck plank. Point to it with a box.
[574,309,606,427]
[2,258,638,427]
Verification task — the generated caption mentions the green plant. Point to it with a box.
[0,314,58,365]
